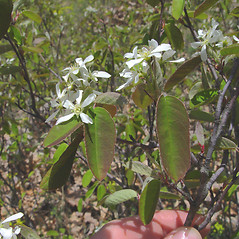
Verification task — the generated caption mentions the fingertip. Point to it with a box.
[164,227,202,239]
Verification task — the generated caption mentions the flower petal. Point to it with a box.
[151,44,171,53]
[126,58,143,69]
[200,45,207,62]
[55,113,75,125]
[93,71,111,78]
[191,42,202,49]
[84,55,94,64]
[0,227,13,239]
[168,58,185,63]
[81,93,96,108]
[80,112,93,124]
[1,213,24,224]
[76,90,83,105]
[148,39,158,49]
[63,100,75,110]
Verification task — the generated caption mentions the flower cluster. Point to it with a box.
[191,18,234,62]
[0,212,23,239]
[46,55,111,125]
[116,39,185,91]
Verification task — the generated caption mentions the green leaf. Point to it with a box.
[146,0,160,7]
[159,191,180,200]
[19,225,41,239]
[172,0,185,20]
[40,128,83,190]
[139,179,160,225]
[124,161,154,177]
[220,44,239,57]
[165,23,184,50]
[95,92,127,106]
[132,83,153,109]
[97,184,106,201]
[156,95,190,181]
[22,10,42,24]
[230,7,239,17]
[105,189,137,206]
[82,169,93,187]
[186,11,208,19]
[77,198,83,212]
[49,143,68,164]
[22,46,43,53]
[216,137,238,151]
[0,0,13,40]
[164,56,202,92]
[85,181,99,198]
[194,0,219,17]
[189,109,214,122]
[0,66,21,75]
[85,107,116,181]
[43,116,82,147]
[195,121,204,146]
[9,26,22,45]
[191,89,218,106]
[0,44,12,54]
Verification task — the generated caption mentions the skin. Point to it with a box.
[90,210,210,239]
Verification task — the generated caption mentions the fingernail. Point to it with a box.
[164,227,202,239]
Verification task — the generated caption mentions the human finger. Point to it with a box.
[164,227,202,239]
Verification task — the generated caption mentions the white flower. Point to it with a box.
[56,90,96,125]
[0,213,23,239]
[75,55,94,70]
[62,65,80,82]
[191,19,223,61]
[45,83,68,123]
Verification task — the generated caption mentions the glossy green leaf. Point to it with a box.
[40,128,83,190]
[22,10,42,24]
[82,169,93,187]
[146,0,160,7]
[189,109,214,122]
[139,179,160,225]
[191,89,218,106]
[124,161,154,177]
[156,95,190,181]
[0,44,12,54]
[97,184,106,201]
[194,0,219,17]
[0,66,21,75]
[164,56,202,92]
[95,103,117,118]
[165,23,184,50]
[220,44,239,57]
[105,189,137,206]
[43,116,82,147]
[85,181,100,198]
[95,92,127,106]
[172,0,185,20]
[132,83,153,109]
[85,107,116,181]
[19,225,41,239]
[49,143,68,164]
